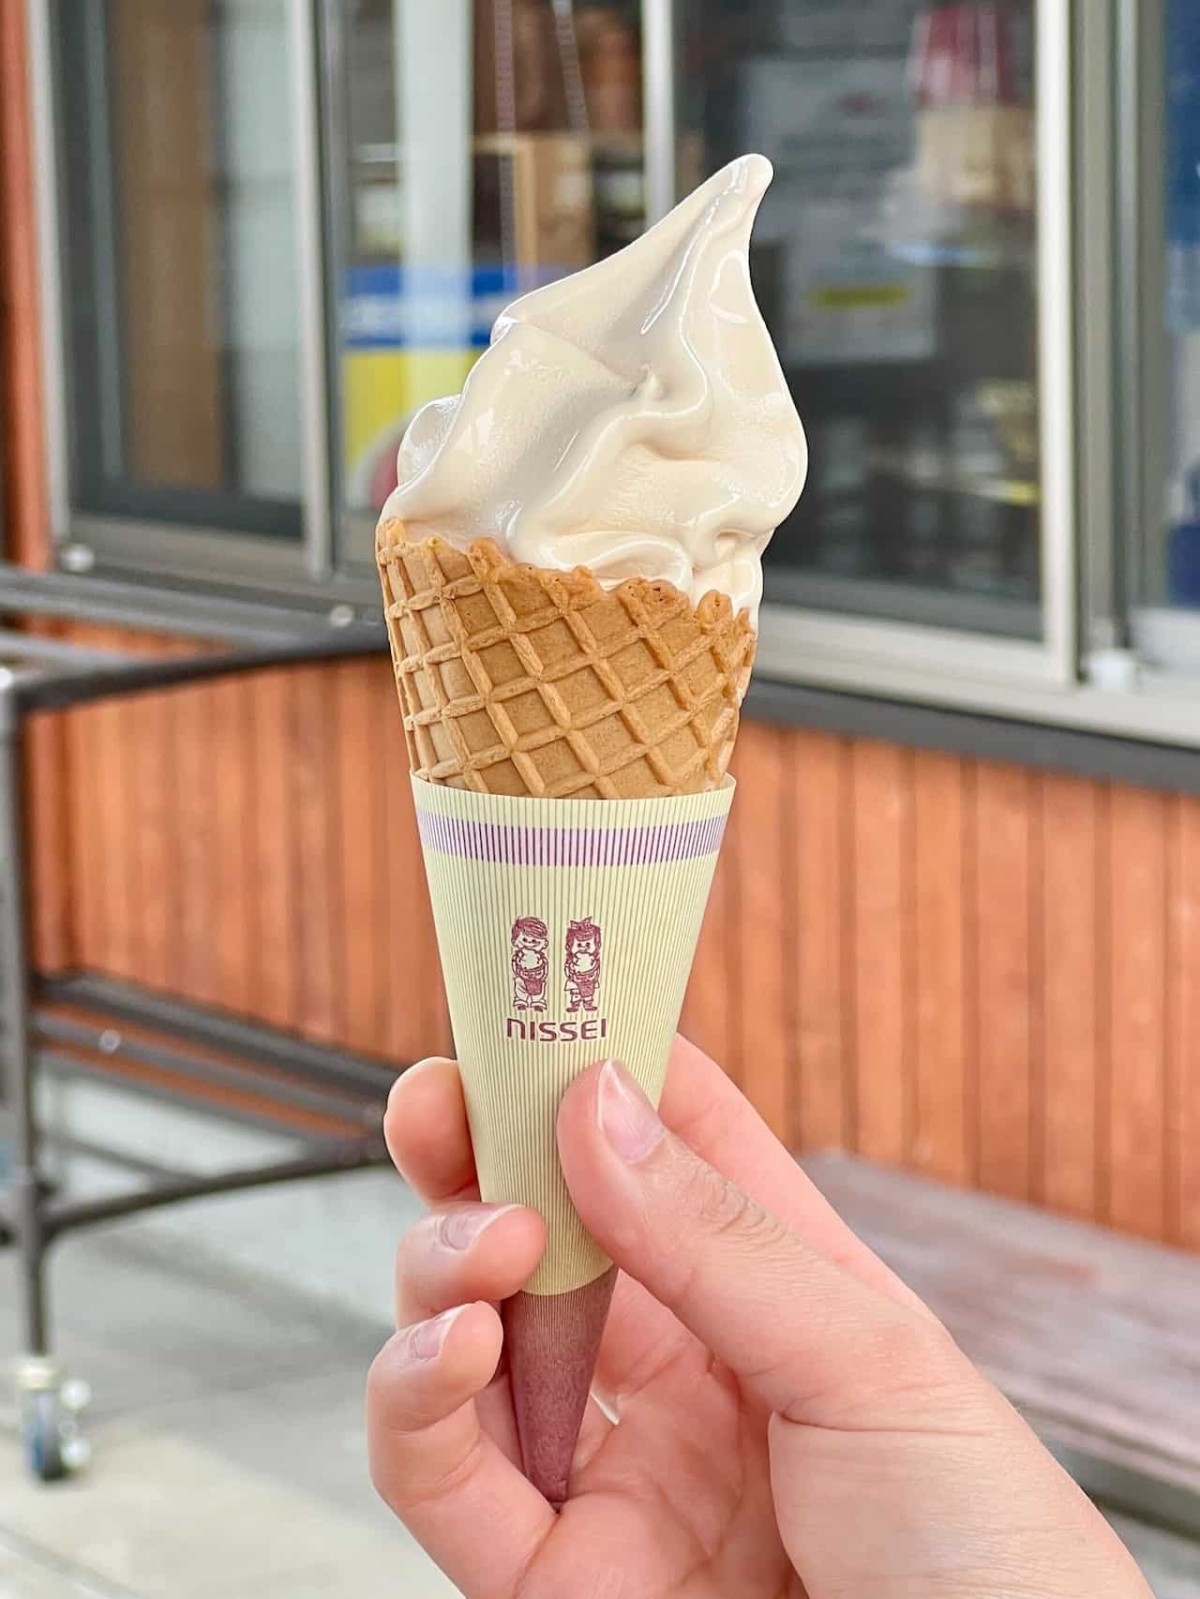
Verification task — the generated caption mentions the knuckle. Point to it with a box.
[400,1209,447,1267]
[688,1158,789,1255]
[678,1156,737,1230]
[659,1154,793,1308]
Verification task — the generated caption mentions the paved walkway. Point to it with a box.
[0,1195,455,1598]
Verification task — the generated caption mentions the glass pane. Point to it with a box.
[327,0,646,563]
[1160,0,1200,649]
[680,0,1042,638]
[56,0,303,539]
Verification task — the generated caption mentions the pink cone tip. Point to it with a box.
[502,1268,617,1507]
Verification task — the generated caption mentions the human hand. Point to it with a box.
[368,1038,1150,1599]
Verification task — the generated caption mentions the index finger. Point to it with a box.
[385,1057,478,1202]
[383,1038,746,1204]
[367,1304,556,1595]
[388,1040,917,1312]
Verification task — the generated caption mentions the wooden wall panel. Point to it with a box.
[679,857,736,1076]
[289,666,342,1043]
[792,732,851,1151]
[337,660,386,1057]
[210,674,255,1016]
[1106,787,1170,1239]
[727,721,793,1142]
[249,668,299,1032]
[62,636,109,972]
[27,644,1200,1252]
[850,740,914,1167]
[125,664,168,990]
[24,708,73,973]
[974,763,1037,1202]
[173,676,218,1007]
[1173,796,1200,1249]
[123,639,189,992]
[380,666,450,1063]
[87,630,140,983]
[680,799,737,1077]
[912,753,973,1185]
[1040,774,1100,1219]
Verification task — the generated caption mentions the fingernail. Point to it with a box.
[437,1204,515,1252]
[403,1304,467,1364]
[598,1061,664,1164]
[402,1055,455,1082]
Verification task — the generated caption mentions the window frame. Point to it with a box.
[1123,0,1200,673]
[26,0,1200,747]
[753,0,1079,707]
[30,0,338,599]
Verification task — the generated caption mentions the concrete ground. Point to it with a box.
[2,1079,1199,1598]
[0,1147,455,1598]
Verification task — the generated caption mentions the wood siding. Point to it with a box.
[32,647,1200,1250]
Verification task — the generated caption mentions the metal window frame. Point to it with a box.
[1122,0,1200,666]
[27,0,336,596]
[1075,0,1120,653]
[755,0,1079,699]
[642,0,677,224]
[317,0,478,582]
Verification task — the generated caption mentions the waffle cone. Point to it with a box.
[376,517,755,799]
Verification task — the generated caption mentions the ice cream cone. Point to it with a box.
[377,516,748,1504]
[371,153,804,1509]
[375,517,754,800]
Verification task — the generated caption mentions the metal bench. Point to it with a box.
[0,563,393,1481]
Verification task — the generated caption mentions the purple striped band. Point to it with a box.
[415,810,728,867]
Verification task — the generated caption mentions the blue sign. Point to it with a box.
[341,264,569,350]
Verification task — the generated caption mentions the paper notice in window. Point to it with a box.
[783,198,936,365]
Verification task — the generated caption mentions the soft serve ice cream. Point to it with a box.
[376,156,802,1506]
[381,154,806,626]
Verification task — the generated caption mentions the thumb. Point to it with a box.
[557,1060,973,1430]
[558,1063,1153,1599]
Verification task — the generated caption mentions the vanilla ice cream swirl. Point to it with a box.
[381,154,807,625]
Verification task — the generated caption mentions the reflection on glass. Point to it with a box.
[681,0,1041,636]
[330,0,645,542]
[57,0,303,538]
[1164,0,1200,614]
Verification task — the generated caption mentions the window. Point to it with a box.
[681,0,1044,641]
[55,0,303,542]
[28,0,1200,745]
[1133,0,1200,677]
[321,0,647,571]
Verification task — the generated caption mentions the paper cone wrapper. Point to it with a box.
[413,773,734,1499]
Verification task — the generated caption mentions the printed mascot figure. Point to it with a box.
[564,918,602,1015]
[511,916,550,1012]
